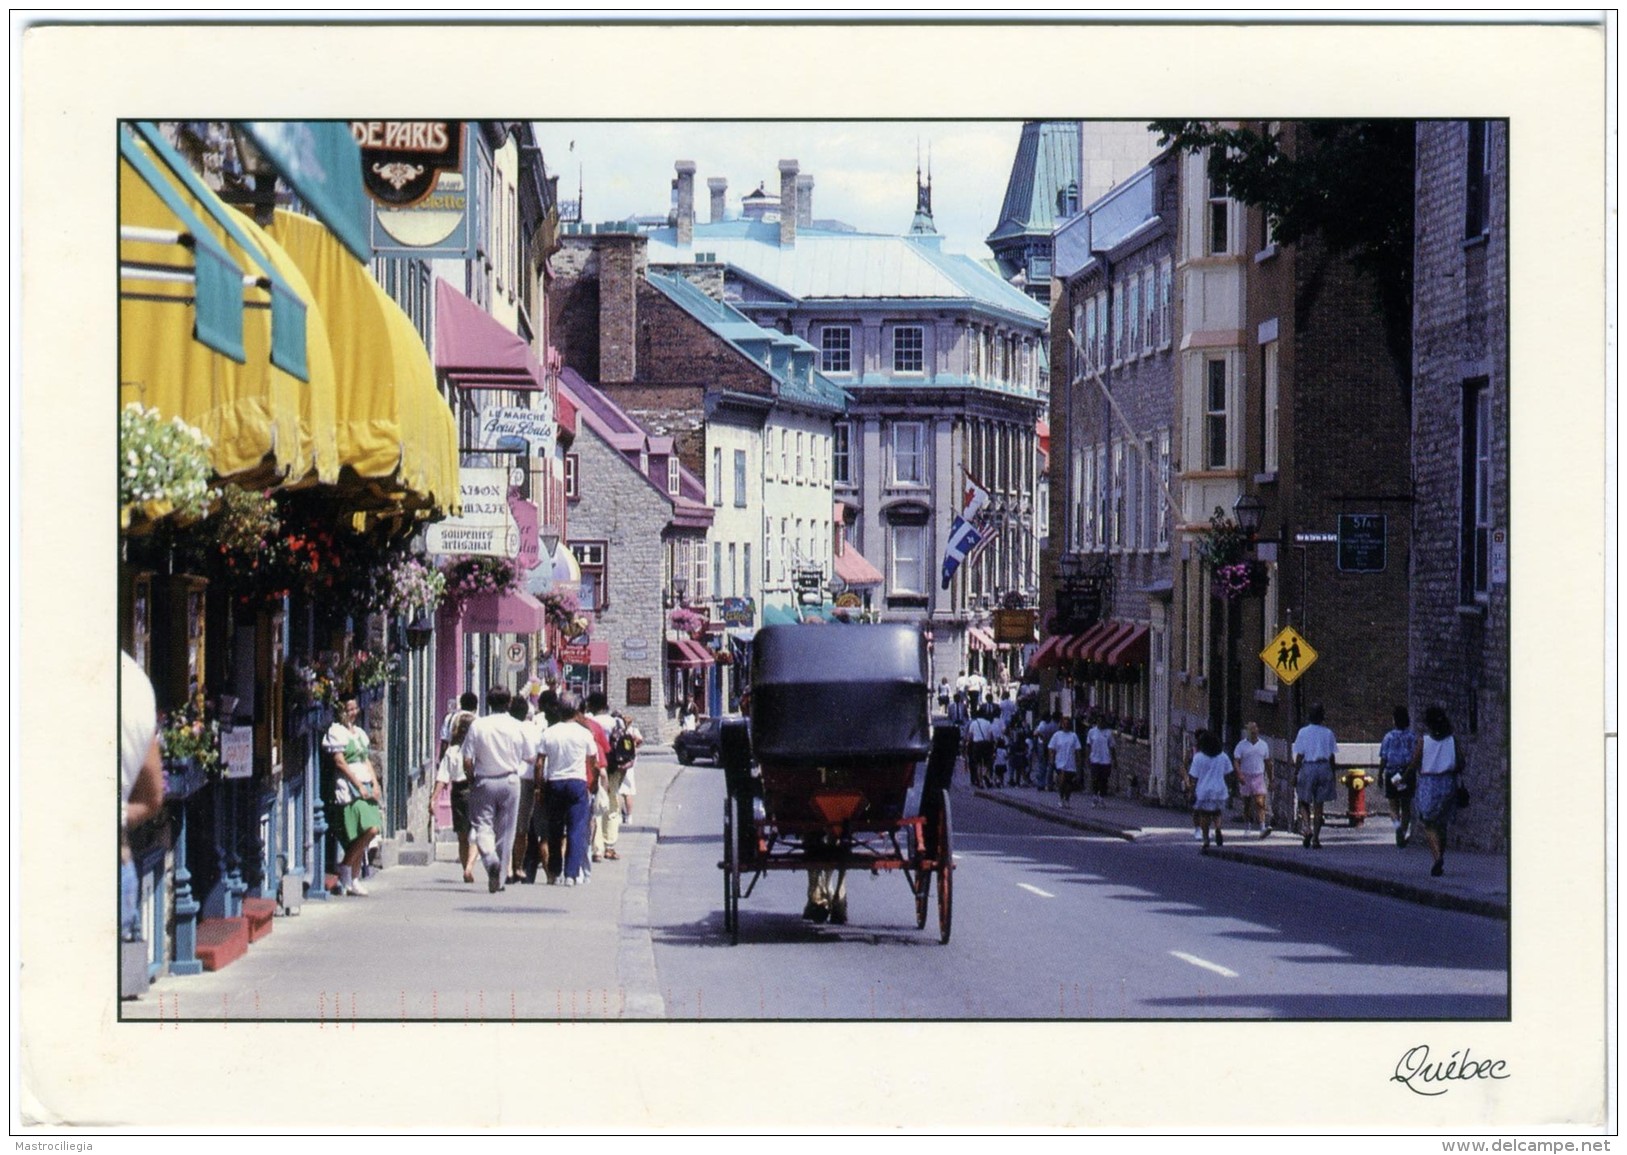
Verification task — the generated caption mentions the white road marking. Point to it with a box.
[1169,950,1239,978]
[1017,883,1056,898]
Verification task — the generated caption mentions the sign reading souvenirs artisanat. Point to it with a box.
[425,467,519,558]
[353,121,476,259]
[1260,625,1318,686]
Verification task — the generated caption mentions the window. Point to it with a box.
[1208,161,1230,255]
[1081,447,1096,548]
[833,422,851,484]
[1073,302,1087,376]
[795,432,804,482]
[1156,430,1171,547]
[743,543,752,598]
[1205,359,1229,469]
[571,541,607,611]
[1462,380,1493,601]
[711,448,722,506]
[1158,261,1172,349]
[893,326,924,374]
[1465,119,1492,239]
[733,449,747,507]
[780,430,788,478]
[1096,444,1109,543]
[692,538,709,604]
[712,542,723,602]
[763,518,772,584]
[1111,441,1126,548]
[1111,282,1124,364]
[564,453,579,499]
[728,543,737,597]
[1127,273,1141,355]
[1262,341,1281,472]
[779,519,789,583]
[821,326,853,374]
[1095,290,1109,366]
[668,455,681,497]
[891,421,925,485]
[890,524,928,595]
[1143,271,1157,354]
[1082,299,1097,373]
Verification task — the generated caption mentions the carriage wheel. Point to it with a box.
[723,795,740,944]
[936,791,954,944]
[913,823,930,929]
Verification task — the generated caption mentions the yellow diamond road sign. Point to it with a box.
[1261,626,1317,685]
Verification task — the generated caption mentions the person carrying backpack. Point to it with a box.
[588,693,640,862]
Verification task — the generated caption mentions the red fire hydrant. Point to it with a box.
[1343,768,1371,826]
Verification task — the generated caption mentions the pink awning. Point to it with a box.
[1103,623,1150,667]
[834,541,884,588]
[461,589,547,634]
[1063,621,1112,662]
[667,639,715,669]
[968,626,996,653]
[1027,635,1068,671]
[434,278,544,390]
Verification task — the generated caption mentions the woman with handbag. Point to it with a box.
[1378,706,1419,849]
[1408,706,1463,877]
[323,698,382,896]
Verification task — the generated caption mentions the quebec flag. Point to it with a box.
[941,514,986,590]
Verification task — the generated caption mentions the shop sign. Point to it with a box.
[476,404,556,461]
[426,467,519,558]
[221,726,254,780]
[354,121,476,259]
[561,642,593,666]
[720,597,756,626]
[993,608,1036,646]
[623,637,651,660]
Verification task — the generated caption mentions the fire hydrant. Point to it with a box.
[1343,768,1371,826]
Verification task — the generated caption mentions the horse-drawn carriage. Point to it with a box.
[718,622,958,944]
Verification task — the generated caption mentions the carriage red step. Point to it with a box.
[194,917,249,972]
[242,898,277,943]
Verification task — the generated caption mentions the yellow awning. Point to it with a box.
[266,209,460,517]
[119,136,337,487]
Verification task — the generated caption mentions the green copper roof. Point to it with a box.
[986,120,1082,246]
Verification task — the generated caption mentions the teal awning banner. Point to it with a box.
[240,121,372,264]
[129,122,310,381]
[119,124,245,363]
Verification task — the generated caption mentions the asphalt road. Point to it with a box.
[649,759,1509,1020]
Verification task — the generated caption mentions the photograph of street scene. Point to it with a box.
[115,116,1509,1023]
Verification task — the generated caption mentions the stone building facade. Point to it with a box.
[1046,151,1179,798]
[1409,120,1509,852]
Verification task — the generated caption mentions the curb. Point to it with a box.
[975,787,1508,921]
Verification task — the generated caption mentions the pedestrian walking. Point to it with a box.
[1084,713,1116,808]
[539,693,601,887]
[508,692,544,885]
[1033,712,1058,792]
[616,714,643,825]
[1006,715,1030,787]
[1292,703,1339,849]
[432,707,478,882]
[120,652,166,943]
[587,694,639,862]
[460,685,533,893]
[324,698,382,896]
[1379,706,1418,849]
[438,691,479,759]
[1408,706,1463,877]
[965,708,997,789]
[1233,721,1273,837]
[1188,729,1231,851]
[1048,715,1082,808]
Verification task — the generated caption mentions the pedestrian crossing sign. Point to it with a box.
[1261,626,1317,685]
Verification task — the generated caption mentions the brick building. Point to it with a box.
[1409,120,1509,852]
[1166,124,1414,815]
[1042,150,1180,798]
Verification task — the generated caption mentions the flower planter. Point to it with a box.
[163,757,210,801]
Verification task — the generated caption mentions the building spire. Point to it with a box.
[910,140,936,234]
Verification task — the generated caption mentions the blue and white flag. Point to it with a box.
[941,514,986,590]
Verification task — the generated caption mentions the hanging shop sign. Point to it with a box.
[221,726,255,780]
[425,466,519,557]
[1336,514,1387,574]
[476,404,557,460]
[720,597,756,627]
[993,608,1037,646]
[353,121,476,259]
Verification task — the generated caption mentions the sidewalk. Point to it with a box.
[974,782,1508,919]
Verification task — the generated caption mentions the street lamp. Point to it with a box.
[1233,492,1266,538]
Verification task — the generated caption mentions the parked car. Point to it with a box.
[674,716,723,765]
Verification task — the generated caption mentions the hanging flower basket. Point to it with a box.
[441,555,519,606]
[162,756,210,801]
[159,702,223,780]
[1211,559,1270,600]
[668,606,706,635]
[119,404,216,534]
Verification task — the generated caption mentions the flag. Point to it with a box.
[961,470,990,522]
[941,514,986,590]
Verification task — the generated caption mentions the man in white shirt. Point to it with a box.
[1084,714,1116,808]
[461,685,536,893]
[539,693,601,886]
[1233,721,1273,837]
[1291,703,1339,849]
[1048,716,1083,808]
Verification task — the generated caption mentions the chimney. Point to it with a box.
[707,177,728,223]
[778,159,799,247]
[598,232,646,384]
[674,160,696,247]
[796,174,814,227]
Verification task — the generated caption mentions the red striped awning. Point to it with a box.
[1085,620,1135,663]
[1064,620,1113,662]
[667,638,715,669]
[1027,635,1068,671]
[968,626,996,652]
[1103,623,1150,667]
